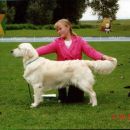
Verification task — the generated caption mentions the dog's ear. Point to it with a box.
[19,43,37,59]
[23,48,33,58]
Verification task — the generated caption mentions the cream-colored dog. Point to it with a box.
[11,43,117,108]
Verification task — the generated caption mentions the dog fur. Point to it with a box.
[11,43,117,108]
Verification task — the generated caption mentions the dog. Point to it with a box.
[11,43,117,108]
[105,23,111,33]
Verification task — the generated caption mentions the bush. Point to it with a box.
[6,23,95,30]
[6,24,42,30]
[72,24,80,29]
[44,24,54,30]
[72,24,95,29]
[79,24,95,28]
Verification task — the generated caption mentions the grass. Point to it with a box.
[0,42,130,129]
[4,19,130,37]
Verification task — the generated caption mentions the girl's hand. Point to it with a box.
[102,55,114,61]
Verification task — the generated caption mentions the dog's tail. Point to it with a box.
[85,58,117,75]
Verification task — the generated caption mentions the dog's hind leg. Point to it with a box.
[78,82,97,107]
[31,85,43,108]
[83,87,97,107]
[87,88,97,107]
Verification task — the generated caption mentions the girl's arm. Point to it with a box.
[81,40,103,60]
[81,39,113,60]
[36,41,57,56]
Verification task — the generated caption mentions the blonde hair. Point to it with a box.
[54,19,77,36]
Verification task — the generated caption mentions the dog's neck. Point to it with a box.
[23,56,39,69]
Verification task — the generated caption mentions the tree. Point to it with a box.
[13,0,29,23]
[26,0,57,25]
[0,1,7,14]
[7,0,29,23]
[6,6,15,23]
[6,0,87,24]
[87,0,119,20]
[52,0,87,24]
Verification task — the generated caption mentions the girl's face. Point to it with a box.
[55,22,70,39]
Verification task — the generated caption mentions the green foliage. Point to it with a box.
[0,1,7,13]
[5,0,120,24]
[6,6,15,24]
[88,0,119,20]
[44,24,55,30]
[79,24,95,29]
[72,24,80,29]
[72,24,94,29]
[6,23,94,30]
[5,20,130,37]
[26,0,57,25]
[7,0,29,23]
[52,0,87,23]
[6,24,41,30]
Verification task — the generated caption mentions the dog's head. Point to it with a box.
[11,43,38,60]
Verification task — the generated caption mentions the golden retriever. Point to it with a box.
[11,43,117,108]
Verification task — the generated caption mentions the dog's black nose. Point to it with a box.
[10,50,13,53]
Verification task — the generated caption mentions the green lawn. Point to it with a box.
[5,19,130,37]
[0,42,130,129]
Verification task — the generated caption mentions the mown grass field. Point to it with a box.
[0,42,130,129]
[5,19,130,37]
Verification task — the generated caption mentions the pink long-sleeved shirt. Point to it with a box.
[36,36,103,61]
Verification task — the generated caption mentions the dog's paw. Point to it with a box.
[92,103,97,107]
[88,99,92,105]
[30,103,38,108]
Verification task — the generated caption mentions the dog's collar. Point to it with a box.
[25,57,39,66]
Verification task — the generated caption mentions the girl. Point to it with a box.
[36,19,113,103]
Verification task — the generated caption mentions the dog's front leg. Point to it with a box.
[31,86,43,108]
